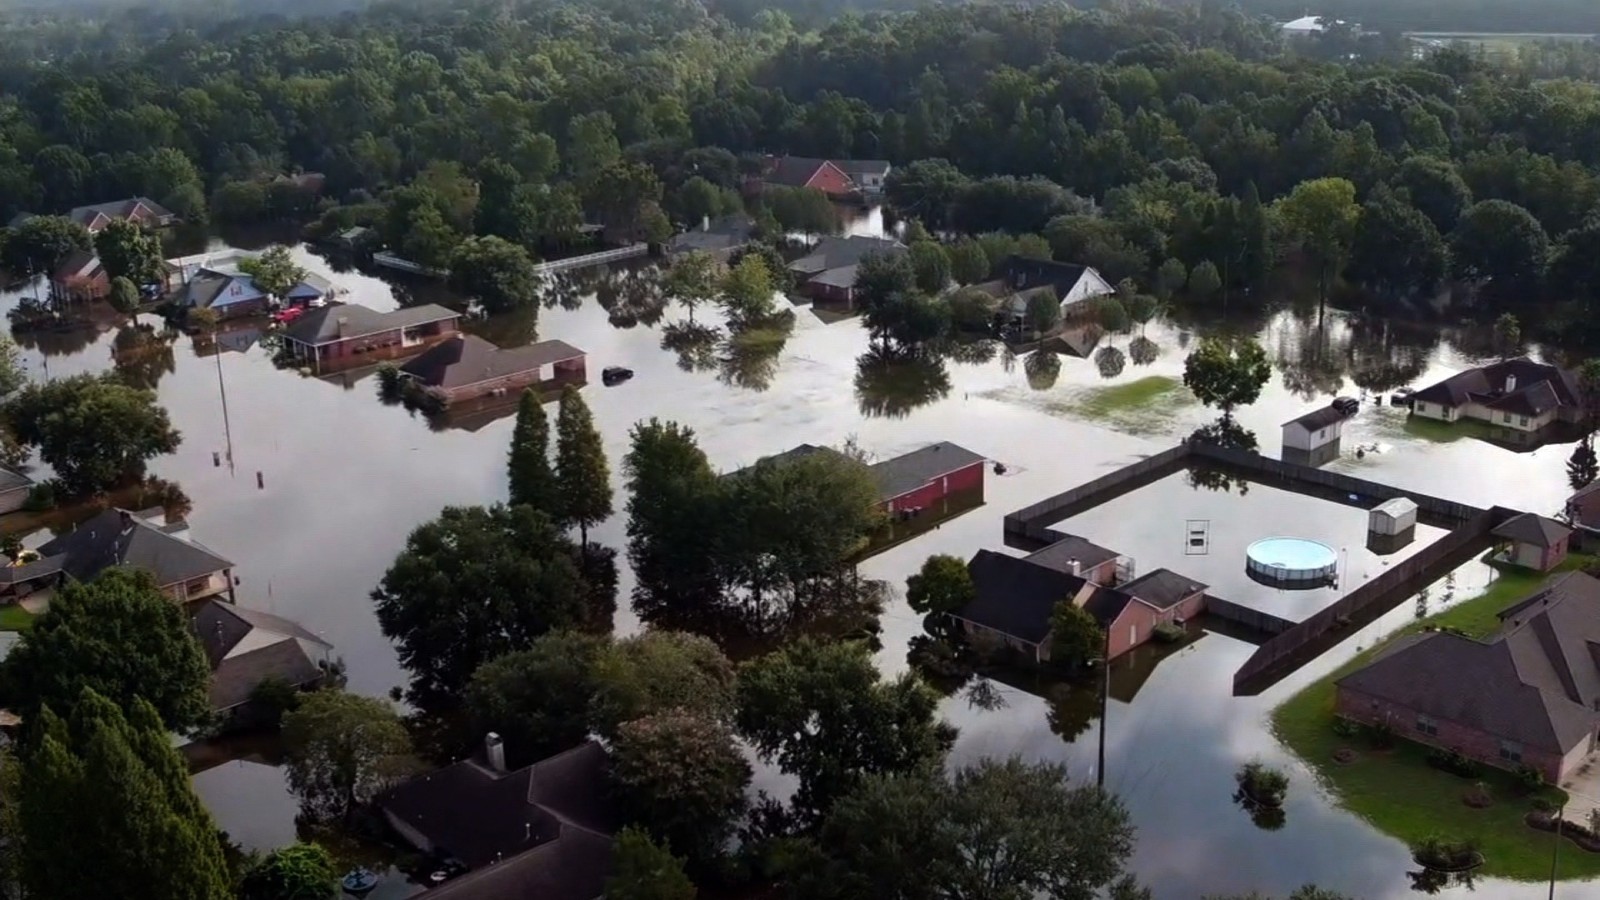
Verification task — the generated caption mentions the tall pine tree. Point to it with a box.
[556,384,612,547]
[1569,435,1598,491]
[17,689,232,900]
[508,388,557,512]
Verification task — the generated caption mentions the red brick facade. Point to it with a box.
[303,319,460,368]
[800,161,855,197]
[882,460,985,514]
[1335,684,1577,782]
[1104,592,1205,658]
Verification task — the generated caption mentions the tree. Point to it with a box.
[1155,258,1187,299]
[1568,436,1597,492]
[93,218,164,284]
[719,254,776,325]
[737,638,955,826]
[605,828,696,900]
[908,241,951,294]
[0,569,210,732]
[237,246,307,301]
[1049,601,1103,669]
[6,373,180,494]
[664,251,720,323]
[1450,200,1550,287]
[1189,259,1222,298]
[449,235,540,315]
[1025,292,1062,335]
[508,389,558,512]
[1393,156,1471,233]
[555,385,612,547]
[15,690,232,900]
[766,186,837,236]
[905,554,974,616]
[372,504,589,705]
[624,420,722,622]
[240,843,338,900]
[589,630,736,738]
[948,237,991,285]
[108,275,141,314]
[1494,312,1522,359]
[0,215,91,276]
[281,691,413,824]
[1274,178,1360,316]
[1182,338,1271,419]
[467,631,605,767]
[1348,190,1448,298]
[1125,294,1159,332]
[610,710,751,864]
[791,758,1143,900]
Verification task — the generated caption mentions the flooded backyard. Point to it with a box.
[2,221,1594,898]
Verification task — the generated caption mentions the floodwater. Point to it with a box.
[3,218,1593,898]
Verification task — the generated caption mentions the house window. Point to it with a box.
[1416,714,1438,736]
[1502,412,1512,424]
[1416,402,1429,414]
[1499,740,1522,763]
[1317,428,1326,439]
[1519,416,1529,427]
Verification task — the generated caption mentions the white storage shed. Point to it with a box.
[1369,498,1418,536]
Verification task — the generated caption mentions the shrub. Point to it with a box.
[1412,834,1481,869]
[1426,747,1480,778]
[248,676,303,730]
[1235,760,1289,805]
[1331,717,1359,738]
[1516,764,1547,792]
[22,481,57,512]
[1152,622,1184,643]
[1365,721,1395,749]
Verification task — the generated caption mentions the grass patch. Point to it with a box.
[1381,412,1502,446]
[0,604,34,631]
[989,375,1196,435]
[1271,555,1598,880]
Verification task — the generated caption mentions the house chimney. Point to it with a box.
[485,732,506,773]
[701,215,710,232]
[1067,557,1081,576]
[1506,373,1517,393]
[524,822,532,841]
[336,316,349,338]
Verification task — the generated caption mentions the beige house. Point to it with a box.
[1410,358,1585,433]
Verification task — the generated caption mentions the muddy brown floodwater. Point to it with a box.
[3,223,1593,898]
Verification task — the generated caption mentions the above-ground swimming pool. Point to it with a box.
[1245,537,1338,588]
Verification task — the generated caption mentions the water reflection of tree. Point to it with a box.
[13,321,101,358]
[1406,867,1476,894]
[1275,320,1350,401]
[467,307,538,348]
[1186,418,1259,496]
[635,574,885,664]
[1347,316,1434,394]
[1231,789,1286,831]
[661,322,720,373]
[1128,335,1160,367]
[718,315,791,391]
[111,323,178,390]
[939,338,1000,366]
[595,267,667,328]
[854,346,952,418]
[1024,349,1061,391]
[540,273,584,311]
[1094,345,1126,379]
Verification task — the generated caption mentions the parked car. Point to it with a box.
[1333,396,1359,417]
[602,366,634,385]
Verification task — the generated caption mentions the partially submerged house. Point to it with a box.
[1565,482,1600,548]
[1335,571,1600,782]
[50,249,109,302]
[0,467,32,516]
[832,160,891,195]
[66,197,177,233]
[739,441,987,516]
[400,334,587,406]
[1281,404,1349,467]
[788,235,906,306]
[951,547,1206,664]
[977,256,1115,327]
[1410,358,1585,433]
[381,739,615,900]
[758,156,888,198]
[0,508,235,604]
[192,599,333,714]
[665,216,754,262]
[1491,513,1572,572]
[281,302,461,370]
[178,263,332,320]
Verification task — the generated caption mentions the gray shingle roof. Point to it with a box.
[1492,513,1572,549]
[1411,357,1581,413]
[956,550,1086,645]
[789,236,905,277]
[0,467,33,494]
[1025,533,1121,573]
[1284,405,1348,431]
[868,441,985,502]
[284,302,458,345]
[832,159,891,178]
[67,197,173,229]
[1120,568,1207,611]
[38,509,232,588]
[765,156,833,188]
[400,335,585,391]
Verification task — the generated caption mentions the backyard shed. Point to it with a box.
[1281,405,1346,467]
[1368,498,1418,536]
[1491,513,1572,572]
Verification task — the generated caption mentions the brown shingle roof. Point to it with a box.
[400,335,585,391]
[1492,513,1572,549]
[284,302,459,346]
[1120,568,1208,611]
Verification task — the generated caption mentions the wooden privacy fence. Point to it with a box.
[1004,444,1190,541]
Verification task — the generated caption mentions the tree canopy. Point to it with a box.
[1182,339,1272,419]
[6,373,180,495]
[240,843,339,900]
[281,690,414,824]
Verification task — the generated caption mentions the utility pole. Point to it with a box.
[1097,626,1110,789]
[1551,804,1564,900]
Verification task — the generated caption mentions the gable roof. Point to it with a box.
[0,467,32,494]
[868,442,985,501]
[382,741,615,899]
[1411,357,1581,413]
[789,235,905,277]
[765,156,836,188]
[1284,405,1348,432]
[38,508,233,588]
[53,249,102,282]
[1025,533,1121,573]
[1082,584,1137,625]
[400,335,586,391]
[193,600,331,710]
[284,302,459,346]
[1492,513,1572,549]
[956,550,1086,645]
[832,159,891,178]
[1338,572,1600,754]
[67,197,173,231]
[1120,568,1208,611]
[666,216,754,255]
[990,255,1094,299]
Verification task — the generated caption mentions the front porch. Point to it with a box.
[170,570,233,603]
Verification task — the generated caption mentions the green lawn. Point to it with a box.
[1073,375,1188,417]
[1271,555,1600,880]
[0,604,33,631]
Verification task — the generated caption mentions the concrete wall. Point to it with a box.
[1336,684,1571,782]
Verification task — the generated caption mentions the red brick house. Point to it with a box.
[1087,569,1208,659]
[760,156,856,197]
[1335,571,1600,782]
[1566,481,1600,549]
[400,334,587,405]
[67,196,177,233]
[281,302,460,372]
[1491,513,1572,571]
[788,235,906,306]
[869,442,986,515]
[50,249,109,302]
[1021,533,1126,586]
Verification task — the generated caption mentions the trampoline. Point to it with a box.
[1246,537,1338,588]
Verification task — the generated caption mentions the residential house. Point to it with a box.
[665,215,754,262]
[1022,532,1128,587]
[788,235,906,306]
[739,441,986,516]
[67,197,177,234]
[0,508,235,603]
[1410,358,1586,433]
[336,226,378,251]
[281,302,461,371]
[0,467,32,516]
[975,256,1115,330]
[192,599,333,714]
[759,157,855,197]
[178,263,332,320]
[400,334,587,406]
[1491,513,1572,572]
[1335,571,1600,782]
[1564,482,1600,549]
[833,160,891,195]
[381,738,615,900]
[951,549,1206,664]
[50,249,109,302]
[1281,404,1348,467]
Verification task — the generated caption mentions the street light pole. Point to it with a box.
[1097,625,1109,790]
